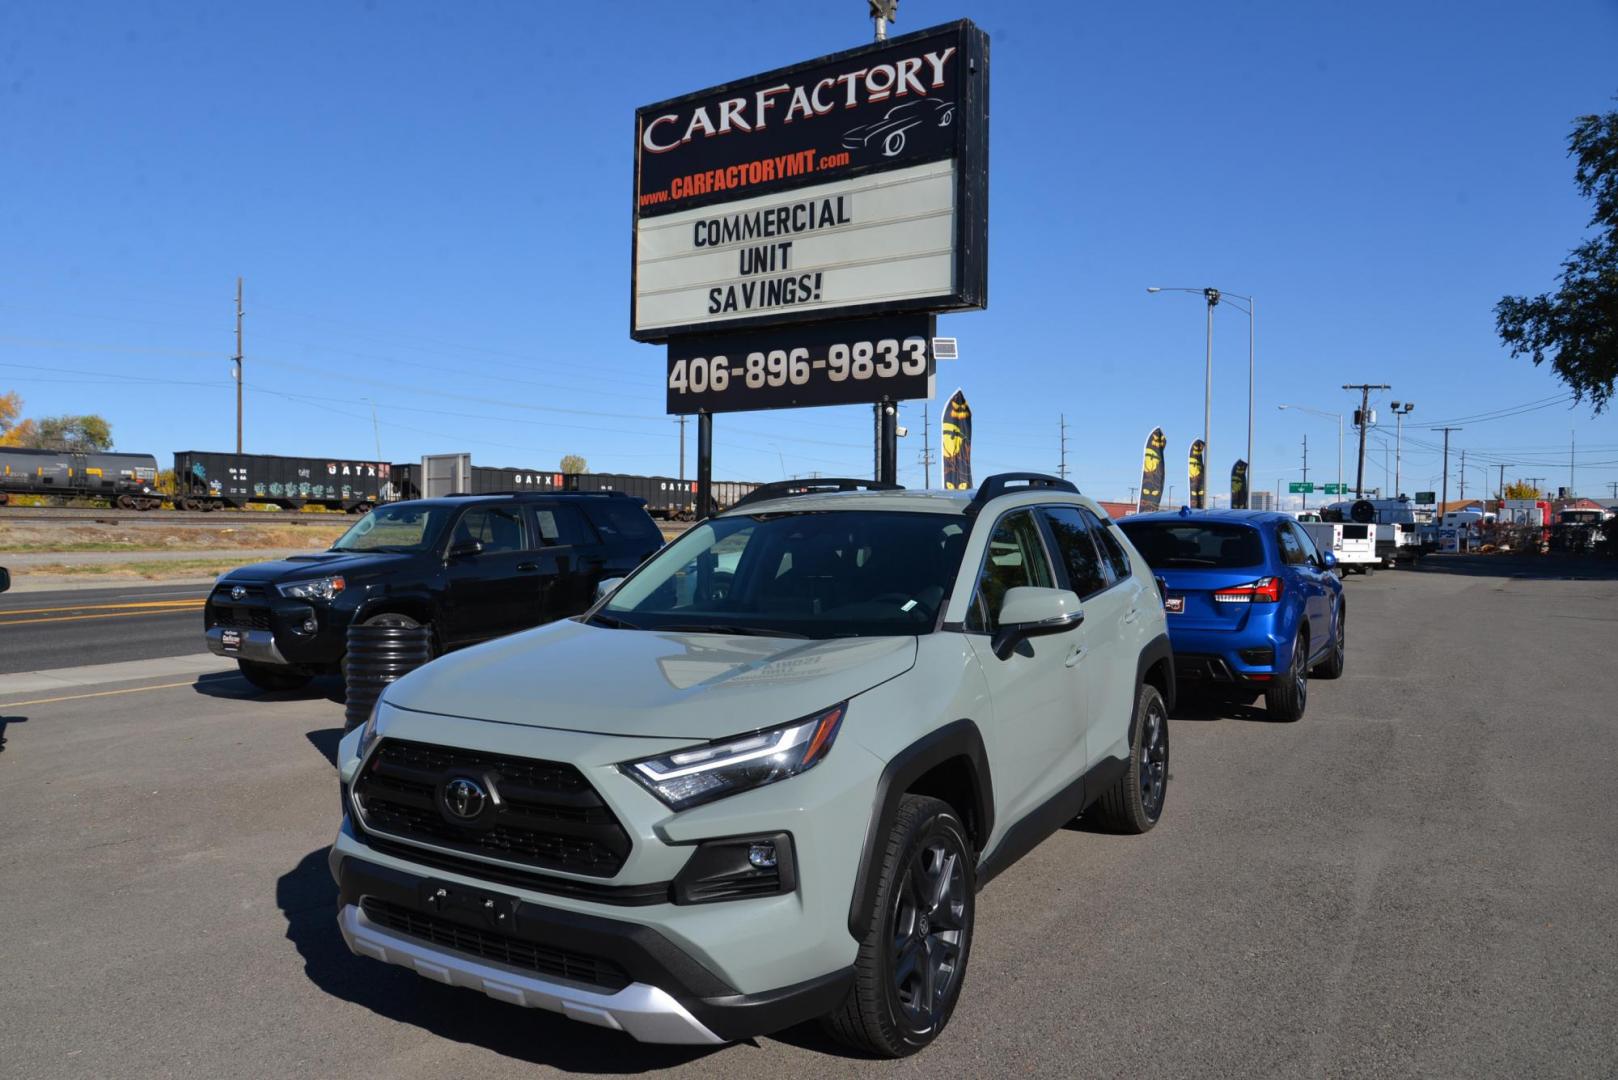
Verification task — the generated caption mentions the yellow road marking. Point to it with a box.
[0,679,202,709]
[0,598,207,617]
[0,604,205,627]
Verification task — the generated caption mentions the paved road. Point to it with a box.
[0,583,211,673]
[2,555,1616,1078]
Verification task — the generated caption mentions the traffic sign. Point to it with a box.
[1415,490,1437,503]
[1323,483,1348,495]
[1289,482,1315,493]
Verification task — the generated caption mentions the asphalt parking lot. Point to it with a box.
[2,555,1616,1079]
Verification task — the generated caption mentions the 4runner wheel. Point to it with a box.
[1090,682,1170,833]
[1265,632,1309,722]
[824,795,974,1058]
[1313,605,1345,680]
[236,659,312,692]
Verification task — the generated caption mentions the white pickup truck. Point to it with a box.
[1323,499,1423,569]
[1300,521,1379,575]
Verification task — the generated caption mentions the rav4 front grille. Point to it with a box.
[352,738,631,877]
[359,897,630,990]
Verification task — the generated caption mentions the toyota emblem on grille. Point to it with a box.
[443,777,488,820]
[231,585,246,601]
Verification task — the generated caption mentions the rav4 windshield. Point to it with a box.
[603,510,969,638]
[332,504,453,553]
[1118,520,1265,569]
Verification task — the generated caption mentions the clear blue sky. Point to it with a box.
[5,0,1618,505]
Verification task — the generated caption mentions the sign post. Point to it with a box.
[633,20,990,507]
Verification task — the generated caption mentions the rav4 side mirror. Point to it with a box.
[447,539,483,560]
[595,577,625,601]
[992,586,1084,660]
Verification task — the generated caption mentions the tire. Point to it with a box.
[1313,604,1345,680]
[1265,631,1309,721]
[237,659,312,692]
[823,795,975,1058]
[1090,682,1170,834]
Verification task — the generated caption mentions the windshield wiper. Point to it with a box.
[586,611,642,630]
[652,623,810,639]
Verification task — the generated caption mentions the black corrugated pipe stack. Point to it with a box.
[344,621,434,729]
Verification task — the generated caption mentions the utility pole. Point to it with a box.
[1607,480,1618,500]
[1390,401,1414,498]
[1433,426,1463,515]
[1460,449,1467,500]
[233,276,244,453]
[1128,485,1138,504]
[1057,414,1069,480]
[1498,463,1506,502]
[1343,383,1390,498]
[1526,476,1544,498]
[921,405,933,487]
[1301,433,1310,511]
[1570,428,1576,497]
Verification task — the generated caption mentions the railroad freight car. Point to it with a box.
[569,473,698,519]
[392,463,566,501]
[173,451,394,512]
[0,447,160,509]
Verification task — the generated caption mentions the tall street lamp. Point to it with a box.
[1148,286,1256,505]
[1389,401,1415,499]
[1277,403,1343,500]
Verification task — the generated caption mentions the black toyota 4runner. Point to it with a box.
[205,492,665,690]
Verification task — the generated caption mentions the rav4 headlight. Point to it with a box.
[621,703,846,811]
[277,575,345,601]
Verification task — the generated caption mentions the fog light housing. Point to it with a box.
[672,833,797,904]
[302,615,319,634]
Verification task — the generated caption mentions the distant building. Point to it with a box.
[1250,491,1275,511]
[1096,500,1137,519]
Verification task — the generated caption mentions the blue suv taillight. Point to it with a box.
[1213,576,1283,603]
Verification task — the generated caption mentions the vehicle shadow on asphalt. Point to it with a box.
[0,714,24,754]
[306,727,344,768]
[277,847,722,1072]
[191,671,347,704]
[1171,693,1275,724]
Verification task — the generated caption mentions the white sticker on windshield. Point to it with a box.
[901,599,917,612]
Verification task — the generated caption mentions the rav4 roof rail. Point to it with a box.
[732,477,903,510]
[965,472,1080,515]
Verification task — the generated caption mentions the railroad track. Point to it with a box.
[0,506,347,527]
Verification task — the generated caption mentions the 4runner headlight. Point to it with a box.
[621,703,846,811]
[278,575,345,601]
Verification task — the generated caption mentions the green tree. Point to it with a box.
[20,414,115,452]
[1496,103,1618,411]
[0,390,21,436]
[560,454,588,474]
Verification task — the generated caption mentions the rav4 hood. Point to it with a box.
[219,551,416,583]
[386,618,918,741]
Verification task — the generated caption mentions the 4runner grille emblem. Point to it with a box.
[443,777,488,821]
[231,585,246,601]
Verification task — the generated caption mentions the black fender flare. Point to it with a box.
[353,591,437,629]
[1136,632,1176,715]
[846,719,993,939]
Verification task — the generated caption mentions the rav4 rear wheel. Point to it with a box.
[824,794,974,1058]
[1090,682,1170,833]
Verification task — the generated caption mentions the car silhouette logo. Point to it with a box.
[443,777,488,821]
[841,98,955,157]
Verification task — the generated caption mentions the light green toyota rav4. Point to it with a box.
[331,473,1175,1057]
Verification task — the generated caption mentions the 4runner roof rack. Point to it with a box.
[732,477,904,510]
[965,473,1080,515]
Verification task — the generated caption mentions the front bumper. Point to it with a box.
[204,625,287,664]
[204,591,352,668]
[333,852,851,1044]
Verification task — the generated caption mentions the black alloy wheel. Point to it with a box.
[1264,631,1309,722]
[891,834,968,1033]
[1292,638,1308,706]
[1138,694,1169,820]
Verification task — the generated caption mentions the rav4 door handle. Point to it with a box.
[1124,606,1140,625]
[1065,644,1087,668]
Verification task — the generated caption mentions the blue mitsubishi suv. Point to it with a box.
[1118,509,1344,721]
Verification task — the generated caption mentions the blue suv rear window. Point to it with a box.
[1119,521,1265,569]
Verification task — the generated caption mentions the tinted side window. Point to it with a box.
[453,506,527,554]
[534,504,595,547]
[1290,522,1321,563]
[584,502,662,544]
[1277,524,1307,565]
[1041,507,1109,599]
[966,511,1054,631]
[1087,510,1134,583]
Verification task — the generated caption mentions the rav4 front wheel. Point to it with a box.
[1090,682,1170,833]
[824,795,975,1058]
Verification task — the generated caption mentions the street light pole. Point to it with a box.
[1390,401,1415,499]
[1149,285,1254,508]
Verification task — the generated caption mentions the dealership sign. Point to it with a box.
[632,20,989,344]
